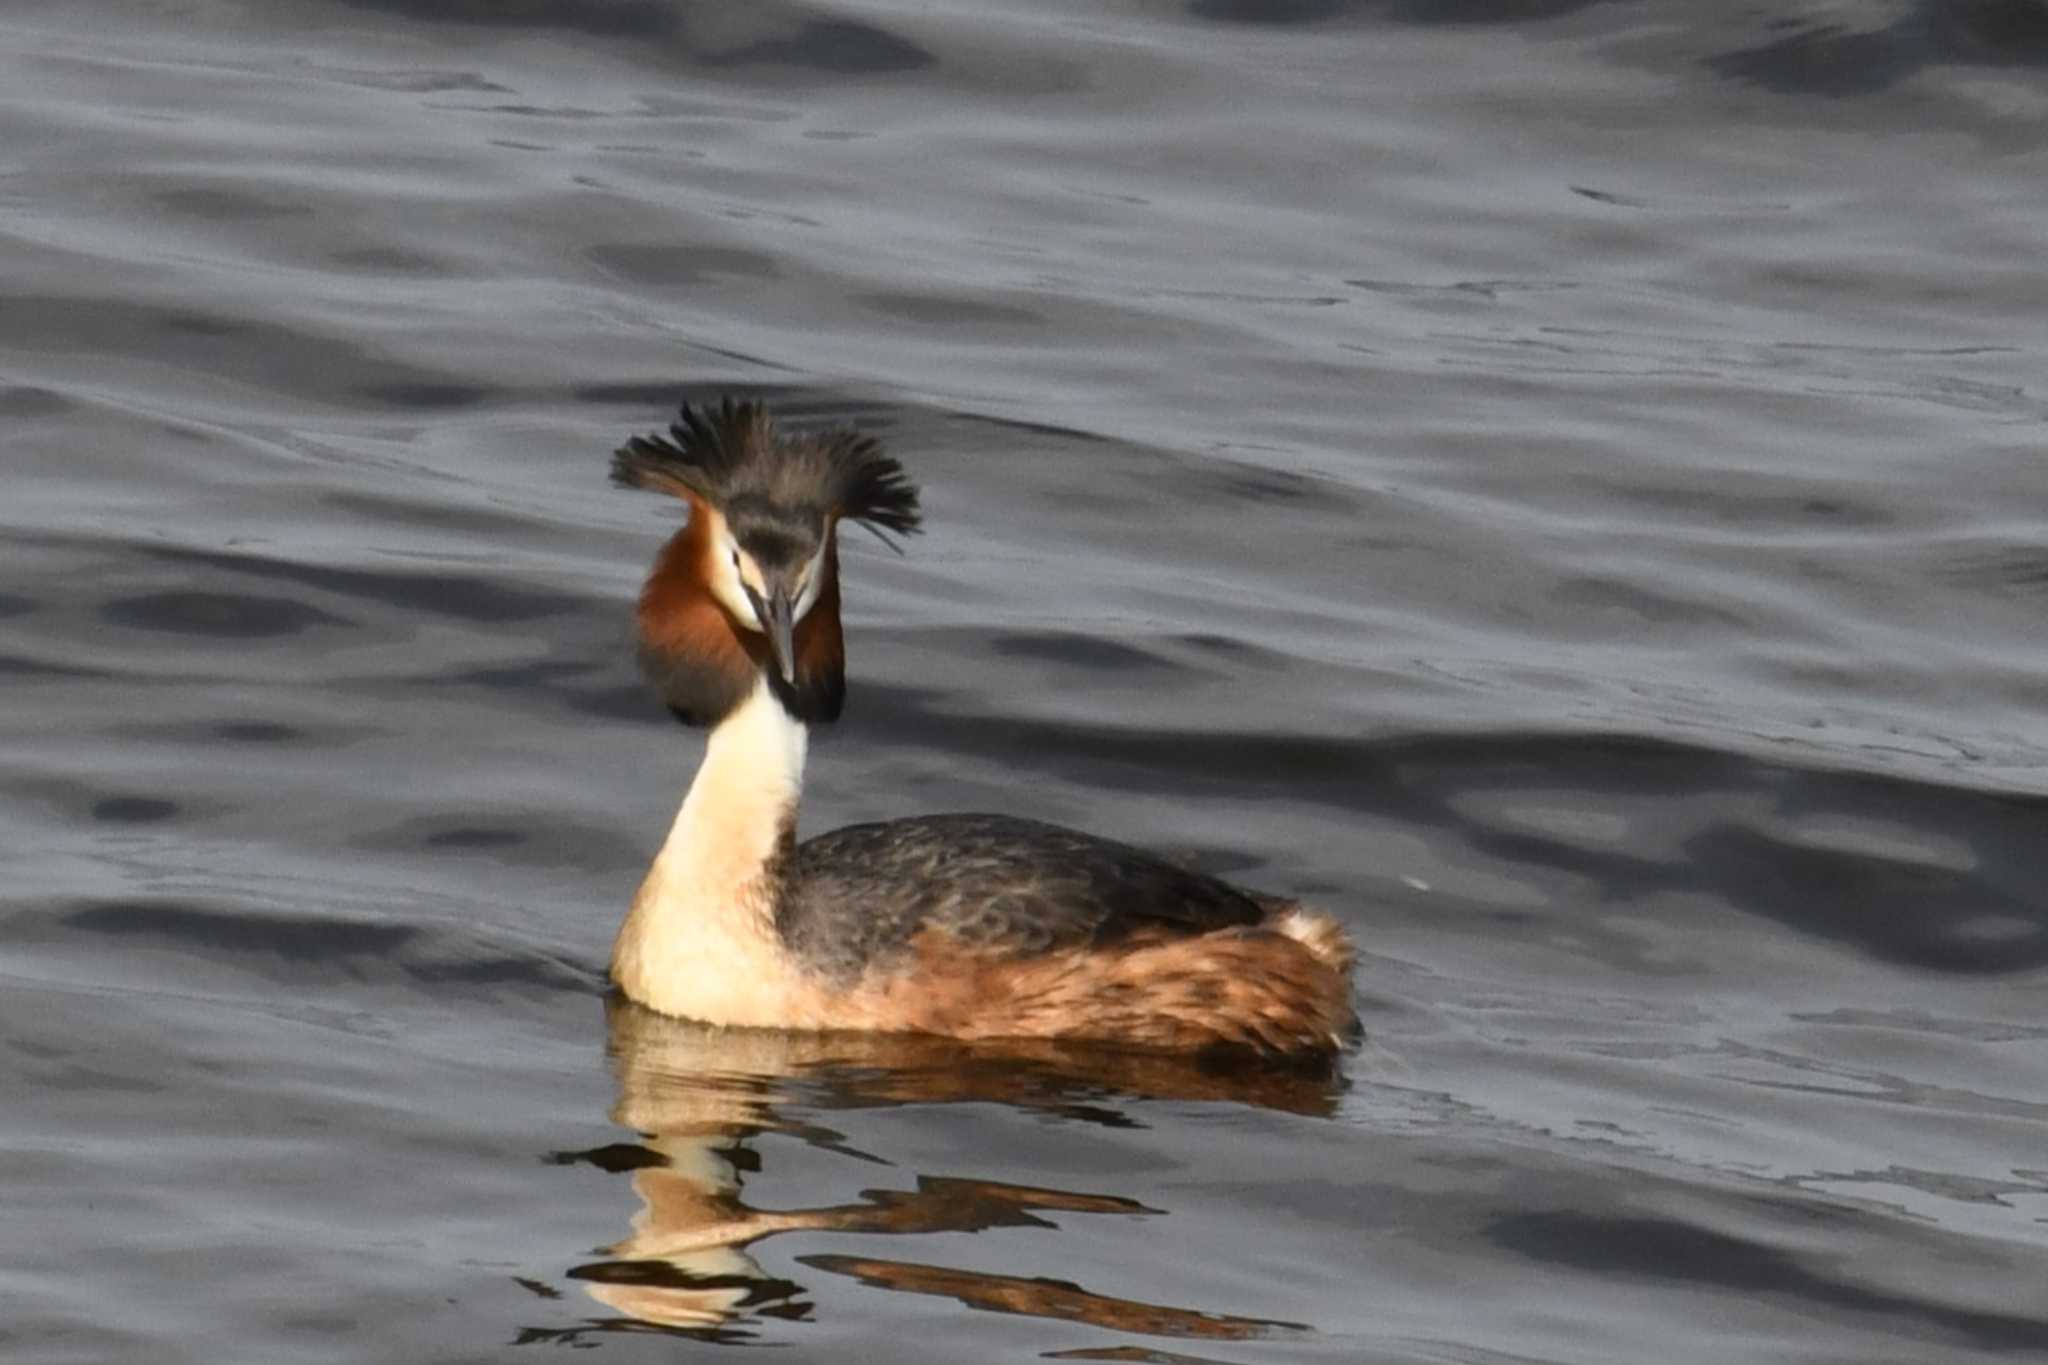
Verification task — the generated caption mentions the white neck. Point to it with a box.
[610,679,810,1023]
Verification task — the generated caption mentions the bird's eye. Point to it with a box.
[729,548,741,569]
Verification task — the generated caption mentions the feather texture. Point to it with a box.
[612,397,921,538]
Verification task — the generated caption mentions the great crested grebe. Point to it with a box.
[607,398,1356,1057]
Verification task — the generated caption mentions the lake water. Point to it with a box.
[6,1,2048,1361]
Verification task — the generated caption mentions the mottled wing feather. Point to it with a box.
[779,814,1267,982]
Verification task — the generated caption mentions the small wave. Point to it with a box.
[58,898,603,998]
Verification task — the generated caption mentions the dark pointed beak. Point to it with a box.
[757,587,797,685]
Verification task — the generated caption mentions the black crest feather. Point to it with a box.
[610,396,771,504]
[818,429,921,537]
[611,396,922,540]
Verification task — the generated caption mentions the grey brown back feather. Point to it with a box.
[778,814,1269,983]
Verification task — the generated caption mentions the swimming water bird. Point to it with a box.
[607,398,1356,1057]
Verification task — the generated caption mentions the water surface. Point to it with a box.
[6,1,2048,1361]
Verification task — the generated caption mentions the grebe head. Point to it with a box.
[613,397,920,727]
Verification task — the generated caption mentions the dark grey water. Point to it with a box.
[7,1,2048,1361]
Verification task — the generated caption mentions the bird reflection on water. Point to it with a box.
[521,999,1334,1346]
